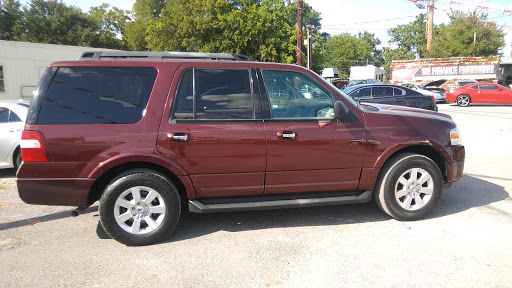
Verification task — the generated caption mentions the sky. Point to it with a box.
[20,0,512,58]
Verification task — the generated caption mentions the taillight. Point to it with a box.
[430,96,436,102]
[20,131,49,162]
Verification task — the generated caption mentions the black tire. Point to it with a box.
[456,94,471,107]
[14,149,22,170]
[99,169,181,246]
[374,153,443,221]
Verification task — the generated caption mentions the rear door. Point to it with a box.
[371,86,404,106]
[157,66,266,198]
[260,69,366,195]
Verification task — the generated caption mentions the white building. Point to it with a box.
[0,40,114,101]
[349,65,386,83]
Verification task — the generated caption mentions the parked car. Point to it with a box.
[343,84,438,111]
[401,81,446,103]
[0,100,29,170]
[445,83,512,106]
[17,51,464,245]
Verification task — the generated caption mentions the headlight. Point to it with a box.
[450,128,462,146]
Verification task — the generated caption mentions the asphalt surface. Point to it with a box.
[1,103,511,287]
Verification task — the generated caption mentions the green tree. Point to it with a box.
[323,33,373,78]
[124,0,165,50]
[89,4,129,49]
[430,10,505,57]
[16,0,95,45]
[145,0,296,63]
[357,31,383,67]
[0,0,22,40]
[387,14,427,59]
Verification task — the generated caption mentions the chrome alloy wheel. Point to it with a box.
[114,186,166,234]
[456,95,470,107]
[394,168,433,211]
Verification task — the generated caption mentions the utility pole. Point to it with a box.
[307,25,314,70]
[426,0,434,53]
[296,0,303,65]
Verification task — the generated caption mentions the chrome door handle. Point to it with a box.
[167,133,190,142]
[277,131,296,140]
[283,132,296,139]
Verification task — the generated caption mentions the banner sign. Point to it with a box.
[391,56,500,82]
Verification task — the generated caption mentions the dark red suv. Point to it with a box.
[17,51,465,245]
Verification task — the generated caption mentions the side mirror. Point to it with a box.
[334,101,349,120]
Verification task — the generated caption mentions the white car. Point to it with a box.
[401,82,446,103]
[0,100,29,170]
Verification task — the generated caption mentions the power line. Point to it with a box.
[322,16,417,28]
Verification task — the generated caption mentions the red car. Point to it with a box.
[446,83,512,107]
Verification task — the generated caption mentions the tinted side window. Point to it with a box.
[350,88,371,100]
[372,87,394,97]
[479,85,498,90]
[173,69,254,120]
[37,67,157,124]
[10,111,21,122]
[469,85,479,90]
[0,108,7,123]
[393,88,405,96]
[196,69,252,119]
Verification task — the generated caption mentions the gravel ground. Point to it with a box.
[0,104,511,287]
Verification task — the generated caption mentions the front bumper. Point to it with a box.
[444,145,465,187]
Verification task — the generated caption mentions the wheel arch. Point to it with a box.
[86,161,194,207]
[375,144,447,184]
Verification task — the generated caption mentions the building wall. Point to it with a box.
[0,40,114,101]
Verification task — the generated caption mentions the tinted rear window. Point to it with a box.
[37,67,157,124]
[172,68,254,120]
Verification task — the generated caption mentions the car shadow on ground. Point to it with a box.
[2,173,506,241]
[161,174,509,243]
[0,168,16,178]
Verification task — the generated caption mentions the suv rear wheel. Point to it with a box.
[99,169,181,246]
[374,153,443,221]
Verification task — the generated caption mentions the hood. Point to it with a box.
[361,103,452,121]
[422,79,447,88]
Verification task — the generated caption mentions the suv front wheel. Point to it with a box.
[374,153,443,221]
[99,169,181,246]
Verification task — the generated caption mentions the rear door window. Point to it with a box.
[37,67,157,124]
[372,86,394,97]
[172,68,254,120]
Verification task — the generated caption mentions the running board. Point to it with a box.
[188,190,373,213]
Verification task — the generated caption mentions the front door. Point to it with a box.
[260,69,367,195]
[157,67,266,198]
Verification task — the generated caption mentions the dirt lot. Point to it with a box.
[1,104,511,287]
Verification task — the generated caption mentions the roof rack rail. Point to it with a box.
[79,51,253,61]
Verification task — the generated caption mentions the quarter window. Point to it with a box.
[173,69,254,120]
[262,70,334,119]
[37,67,157,124]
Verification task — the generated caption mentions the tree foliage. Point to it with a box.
[144,0,297,63]
[0,0,22,40]
[0,0,126,49]
[430,10,505,57]
[322,32,383,78]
